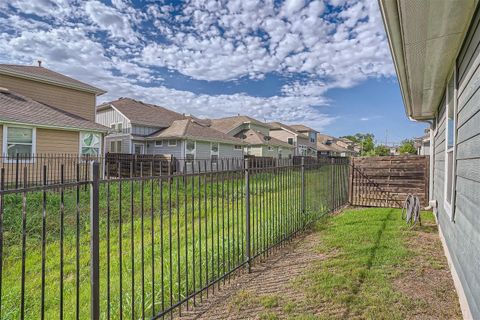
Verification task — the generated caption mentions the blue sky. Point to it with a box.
[0,0,426,143]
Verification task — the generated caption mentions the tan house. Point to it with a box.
[0,64,107,158]
[289,124,318,157]
[316,134,354,157]
[208,115,294,158]
[268,122,311,156]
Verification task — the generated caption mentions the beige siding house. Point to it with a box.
[289,124,318,157]
[268,122,311,156]
[0,64,108,158]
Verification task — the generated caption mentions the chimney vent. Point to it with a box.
[37,60,42,67]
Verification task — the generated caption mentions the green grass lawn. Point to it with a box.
[216,208,460,320]
[0,165,348,319]
[291,208,459,319]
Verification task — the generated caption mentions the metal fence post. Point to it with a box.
[90,161,100,320]
[244,158,251,273]
[301,157,305,215]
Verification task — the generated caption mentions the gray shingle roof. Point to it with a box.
[236,129,294,148]
[290,124,316,132]
[99,98,186,128]
[209,115,269,133]
[0,64,105,95]
[0,89,108,132]
[148,119,246,144]
[268,121,308,138]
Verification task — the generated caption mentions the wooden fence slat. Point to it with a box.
[350,155,429,208]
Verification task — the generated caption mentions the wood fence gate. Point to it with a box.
[349,155,429,208]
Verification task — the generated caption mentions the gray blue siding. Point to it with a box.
[433,8,480,317]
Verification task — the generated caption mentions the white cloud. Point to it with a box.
[0,0,395,133]
[84,1,139,42]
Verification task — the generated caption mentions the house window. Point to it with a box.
[109,140,122,153]
[110,123,123,132]
[168,139,177,146]
[134,143,144,155]
[287,138,293,145]
[268,146,273,151]
[155,140,163,147]
[80,132,101,156]
[234,145,242,150]
[211,142,219,162]
[4,126,35,158]
[444,72,456,217]
[185,140,195,162]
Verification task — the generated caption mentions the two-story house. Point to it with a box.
[0,63,108,158]
[208,116,294,158]
[96,98,245,162]
[290,124,318,157]
[268,122,311,156]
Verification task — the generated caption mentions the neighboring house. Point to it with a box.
[96,97,186,154]
[96,98,245,165]
[337,138,361,156]
[289,125,318,157]
[0,63,107,158]
[240,128,294,159]
[268,121,310,156]
[146,118,245,171]
[208,115,293,158]
[380,1,479,318]
[414,131,431,156]
[316,134,353,157]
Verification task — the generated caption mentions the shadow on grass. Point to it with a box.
[341,208,395,318]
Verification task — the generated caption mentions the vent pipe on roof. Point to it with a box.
[37,60,42,67]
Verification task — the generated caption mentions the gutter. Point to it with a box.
[0,119,108,133]
[0,68,106,96]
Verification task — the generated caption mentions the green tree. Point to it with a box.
[341,133,375,156]
[398,139,417,155]
[374,145,390,156]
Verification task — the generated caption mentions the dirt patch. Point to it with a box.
[393,221,462,319]
[177,230,330,320]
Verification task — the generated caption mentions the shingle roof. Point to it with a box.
[290,124,316,132]
[268,121,309,138]
[209,115,268,133]
[99,98,186,128]
[0,64,105,95]
[148,119,246,144]
[0,89,108,132]
[236,129,294,148]
[316,133,351,153]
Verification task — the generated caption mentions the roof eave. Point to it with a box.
[0,68,106,95]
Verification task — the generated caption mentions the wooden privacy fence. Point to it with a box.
[349,155,429,208]
[105,153,175,177]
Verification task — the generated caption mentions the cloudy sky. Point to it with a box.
[0,0,425,144]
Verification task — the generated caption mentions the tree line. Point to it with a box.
[340,133,417,157]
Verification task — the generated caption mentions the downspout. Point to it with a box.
[417,119,436,212]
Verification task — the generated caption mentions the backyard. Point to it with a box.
[0,162,348,319]
[179,208,462,319]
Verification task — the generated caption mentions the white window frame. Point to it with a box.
[168,139,177,146]
[268,146,273,151]
[210,142,219,161]
[155,140,163,147]
[443,69,457,220]
[79,132,102,157]
[185,140,196,162]
[109,140,122,153]
[2,125,36,162]
[234,145,242,150]
[134,143,144,155]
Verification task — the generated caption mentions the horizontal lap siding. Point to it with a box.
[437,8,480,317]
[0,74,96,122]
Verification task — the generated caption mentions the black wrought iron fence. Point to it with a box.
[0,156,349,319]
